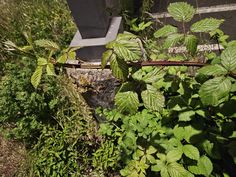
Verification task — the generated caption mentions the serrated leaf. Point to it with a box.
[167,162,188,177]
[46,63,56,76]
[37,57,47,66]
[57,54,67,64]
[188,155,213,176]
[147,154,156,164]
[113,41,142,62]
[147,146,157,155]
[110,57,129,81]
[141,86,165,111]
[183,145,200,160]
[115,91,139,114]
[161,167,170,177]
[184,35,198,55]
[191,18,224,33]
[173,126,185,140]
[163,34,184,49]
[199,77,232,106]
[178,110,195,122]
[101,50,113,69]
[154,25,178,38]
[151,160,165,172]
[34,39,59,50]
[166,149,183,163]
[168,2,195,22]
[221,45,236,71]
[31,66,43,88]
[198,64,228,76]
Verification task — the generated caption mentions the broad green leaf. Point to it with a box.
[184,125,202,143]
[57,53,67,64]
[110,57,129,81]
[190,18,224,33]
[116,32,138,41]
[199,77,232,106]
[167,162,188,177]
[154,25,178,38]
[68,51,76,60]
[173,125,185,140]
[101,50,113,69]
[113,41,142,62]
[178,110,195,122]
[37,57,47,66]
[31,66,43,88]
[34,39,59,50]
[146,146,157,155]
[221,45,236,71]
[147,154,156,164]
[115,91,139,114]
[151,160,165,172]
[163,34,184,49]
[161,167,170,177]
[184,35,198,55]
[141,86,165,111]
[198,64,228,76]
[188,155,213,176]
[46,63,56,76]
[183,145,200,160]
[168,2,195,22]
[166,149,183,162]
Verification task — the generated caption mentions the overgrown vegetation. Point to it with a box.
[1,1,236,177]
[99,2,236,177]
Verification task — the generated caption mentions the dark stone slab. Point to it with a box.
[67,0,110,38]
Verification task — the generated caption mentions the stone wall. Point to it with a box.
[66,68,120,109]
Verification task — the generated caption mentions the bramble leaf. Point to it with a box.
[115,91,139,114]
[221,45,236,71]
[31,66,43,88]
[198,64,228,76]
[168,2,195,22]
[154,25,178,38]
[191,18,224,33]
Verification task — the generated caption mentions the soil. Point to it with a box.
[0,134,27,177]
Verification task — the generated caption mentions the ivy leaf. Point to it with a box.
[46,63,56,76]
[115,91,139,114]
[184,35,198,56]
[178,110,195,122]
[183,145,200,160]
[110,56,129,81]
[37,57,47,66]
[167,2,195,22]
[166,149,183,163]
[221,45,236,72]
[199,77,232,106]
[101,50,113,69]
[31,66,43,88]
[163,34,184,49]
[167,162,188,177]
[188,155,213,176]
[141,85,165,111]
[154,25,178,38]
[198,64,228,76]
[34,39,59,50]
[190,18,224,33]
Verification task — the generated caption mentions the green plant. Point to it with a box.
[98,2,236,177]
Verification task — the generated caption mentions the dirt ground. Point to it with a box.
[0,134,27,177]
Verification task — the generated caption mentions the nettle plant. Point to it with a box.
[4,33,78,88]
[98,2,236,177]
